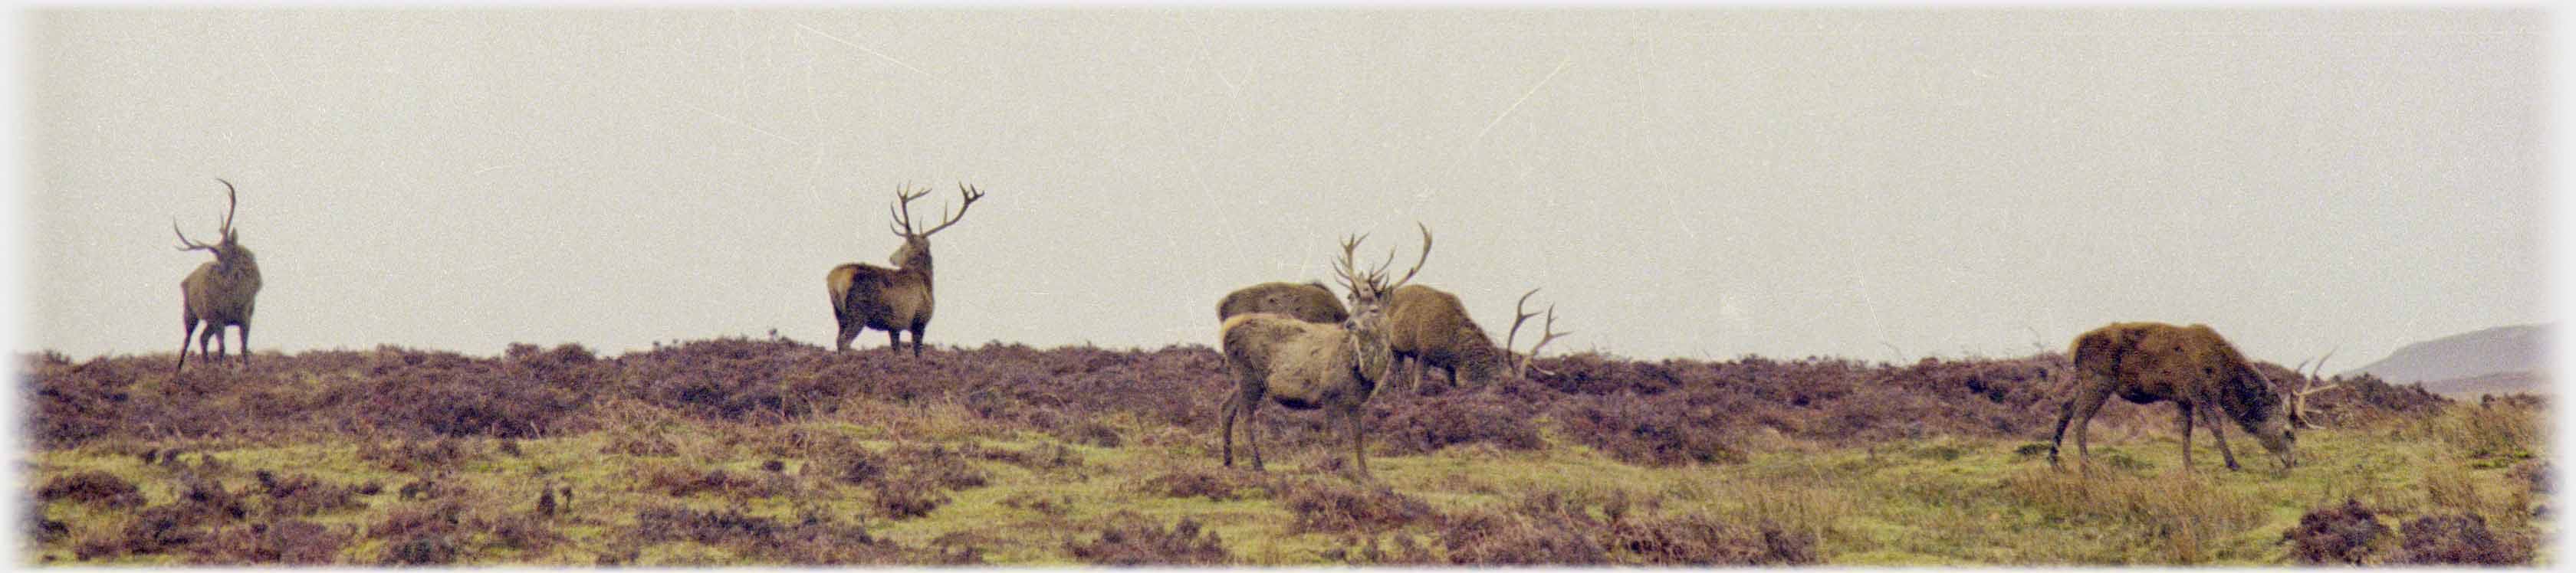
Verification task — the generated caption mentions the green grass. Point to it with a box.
[24,405,2552,565]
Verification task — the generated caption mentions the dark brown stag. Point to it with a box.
[173,178,263,375]
[826,183,985,355]
[2049,322,2298,473]
[1383,285,1569,392]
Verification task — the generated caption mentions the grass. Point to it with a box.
[23,402,2551,565]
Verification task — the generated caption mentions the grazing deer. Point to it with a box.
[826,183,985,355]
[1218,224,1430,479]
[2049,322,2297,473]
[1217,281,1350,324]
[1383,286,1569,392]
[172,178,262,374]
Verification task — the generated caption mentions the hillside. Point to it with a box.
[2343,324,2551,388]
[20,339,2539,565]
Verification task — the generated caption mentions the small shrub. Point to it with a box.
[38,470,145,509]
[2283,499,2392,565]
[871,476,950,519]
[1276,478,1436,533]
[1136,467,1261,501]
[262,473,360,517]
[1606,513,1818,565]
[1438,507,1608,565]
[2393,512,2532,565]
[1065,512,1231,565]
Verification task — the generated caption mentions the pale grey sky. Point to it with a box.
[16,8,2552,368]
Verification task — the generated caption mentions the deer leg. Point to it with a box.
[175,319,199,375]
[197,328,220,362]
[2200,401,2242,471]
[237,323,251,367]
[1221,389,1240,467]
[886,329,902,353]
[1407,357,1424,395]
[834,315,857,352]
[2175,401,2195,470]
[1244,399,1264,471]
[1346,403,1370,480]
[2049,380,2113,467]
[911,325,926,357]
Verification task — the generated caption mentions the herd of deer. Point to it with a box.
[165,179,2343,480]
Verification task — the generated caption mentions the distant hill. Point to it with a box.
[2341,324,2551,395]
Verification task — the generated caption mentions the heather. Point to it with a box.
[19,339,2541,565]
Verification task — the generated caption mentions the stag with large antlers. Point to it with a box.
[2049,322,2298,473]
[1382,286,1570,392]
[1218,224,1430,479]
[172,178,263,375]
[826,182,986,355]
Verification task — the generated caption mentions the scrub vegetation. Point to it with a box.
[19,338,2547,565]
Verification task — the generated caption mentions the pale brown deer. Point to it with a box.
[1216,281,1349,324]
[2049,322,2298,473]
[826,183,984,355]
[1218,224,1430,479]
[173,178,262,375]
[1383,286,1569,392]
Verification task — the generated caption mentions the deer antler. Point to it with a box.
[1380,223,1432,293]
[888,182,933,237]
[172,221,217,252]
[1331,233,1369,293]
[215,178,238,237]
[911,183,986,237]
[1506,288,1571,378]
[2288,349,2342,429]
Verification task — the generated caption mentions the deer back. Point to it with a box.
[1217,282,1350,324]
[1221,314,1381,408]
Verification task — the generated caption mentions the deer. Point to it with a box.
[1217,224,1430,480]
[1383,285,1569,392]
[826,182,985,355]
[172,178,263,375]
[1216,281,1349,324]
[2049,322,2298,473]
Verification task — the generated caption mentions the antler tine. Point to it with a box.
[1382,223,1433,291]
[172,220,215,251]
[1517,303,1571,378]
[889,182,933,236]
[215,178,238,234]
[1331,233,1368,290]
[2301,349,2344,396]
[915,182,987,237]
[1505,288,1542,359]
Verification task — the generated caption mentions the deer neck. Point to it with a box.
[1346,327,1394,388]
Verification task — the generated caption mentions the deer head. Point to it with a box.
[885,182,985,270]
[1331,224,1432,381]
[172,178,248,270]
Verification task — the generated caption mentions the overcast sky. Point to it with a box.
[15,8,2552,369]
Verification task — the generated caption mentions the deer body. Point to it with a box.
[1218,313,1394,474]
[1385,284,1506,391]
[827,184,983,355]
[1216,281,1349,324]
[2049,322,2297,472]
[172,178,261,374]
